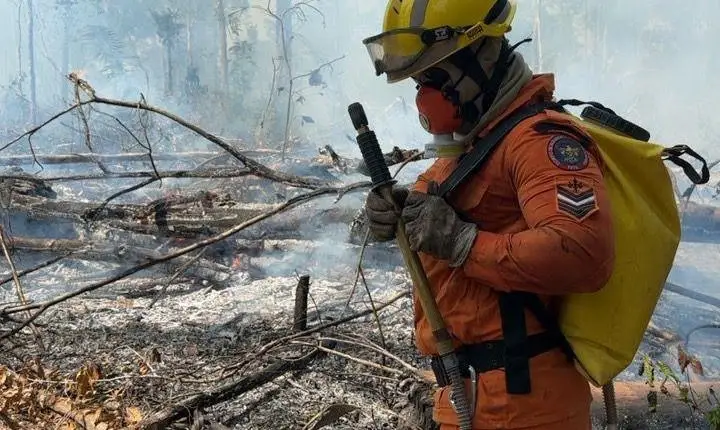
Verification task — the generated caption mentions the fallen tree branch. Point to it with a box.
[139,347,328,430]
[88,93,330,190]
[6,193,360,240]
[665,282,720,310]
[5,237,230,273]
[0,151,279,167]
[0,167,254,182]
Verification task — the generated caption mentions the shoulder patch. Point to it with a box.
[547,136,589,171]
[556,178,598,221]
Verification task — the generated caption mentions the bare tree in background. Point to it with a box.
[57,0,76,100]
[152,9,184,96]
[216,0,229,97]
[27,0,37,123]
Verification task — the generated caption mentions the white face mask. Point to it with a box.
[423,134,466,159]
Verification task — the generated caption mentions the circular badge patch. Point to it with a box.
[547,136,589,171]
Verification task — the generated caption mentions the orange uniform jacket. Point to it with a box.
[411,74,615,429]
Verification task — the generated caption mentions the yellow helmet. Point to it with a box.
[363,0,517,83]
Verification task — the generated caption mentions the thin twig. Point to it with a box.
[341,228,371,316]
[221,290,409,377]
[291,339,404,376]
[316,334,421,377]
[0,253,71,289]
[0,226,44,350]
[358,266,388,357]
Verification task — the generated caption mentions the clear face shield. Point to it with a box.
[362,21,511,82]
[362,26,465,79]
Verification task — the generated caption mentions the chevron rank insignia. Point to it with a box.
[556,178,598,221]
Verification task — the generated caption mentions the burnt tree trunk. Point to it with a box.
[293,275,310,332]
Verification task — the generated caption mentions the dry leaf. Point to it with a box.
[115,298,135,308]
[677,345,691,373]
[124,406,142,424]
[677,345,705,376]
[59,422,77,430]
[53,397,73,414]
[75,363,102,397]
[0,367,7,386]
[83,407,102,426]
[138,360,150,376]
[690,358,705,376]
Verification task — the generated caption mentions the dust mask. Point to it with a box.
[415,85,466,158]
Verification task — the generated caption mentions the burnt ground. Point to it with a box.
[0,260,436,430]
[0,238,719,430]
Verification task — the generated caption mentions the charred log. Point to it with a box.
[0,151,280,167]
[6,236,234,286]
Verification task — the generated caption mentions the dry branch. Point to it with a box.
[139,347,329,430]
[87,94,331,190]
[0,167,254,182]
[0,151,265,167]
[665,282,720,310]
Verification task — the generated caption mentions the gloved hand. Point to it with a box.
[401,183,477,267]
[365,186,409,241]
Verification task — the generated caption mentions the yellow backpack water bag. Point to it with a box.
[436,99,710,388]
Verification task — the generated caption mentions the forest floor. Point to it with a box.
[1,246,717,430]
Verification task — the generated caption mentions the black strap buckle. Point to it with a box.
[429,331,564,389]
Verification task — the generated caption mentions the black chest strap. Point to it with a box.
[437,101,562,198]
[499,292,575,394]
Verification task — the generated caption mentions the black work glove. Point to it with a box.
[401,183,477,267]
[364,186,409,241]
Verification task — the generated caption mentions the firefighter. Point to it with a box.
[362,1,615,428]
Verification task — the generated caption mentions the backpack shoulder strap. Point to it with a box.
[438,101,562,199]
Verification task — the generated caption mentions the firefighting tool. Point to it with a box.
[348,101,475,430]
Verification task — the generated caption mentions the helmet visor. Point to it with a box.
[363,28,429,76]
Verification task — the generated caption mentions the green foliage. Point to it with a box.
[640,347,719,427]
